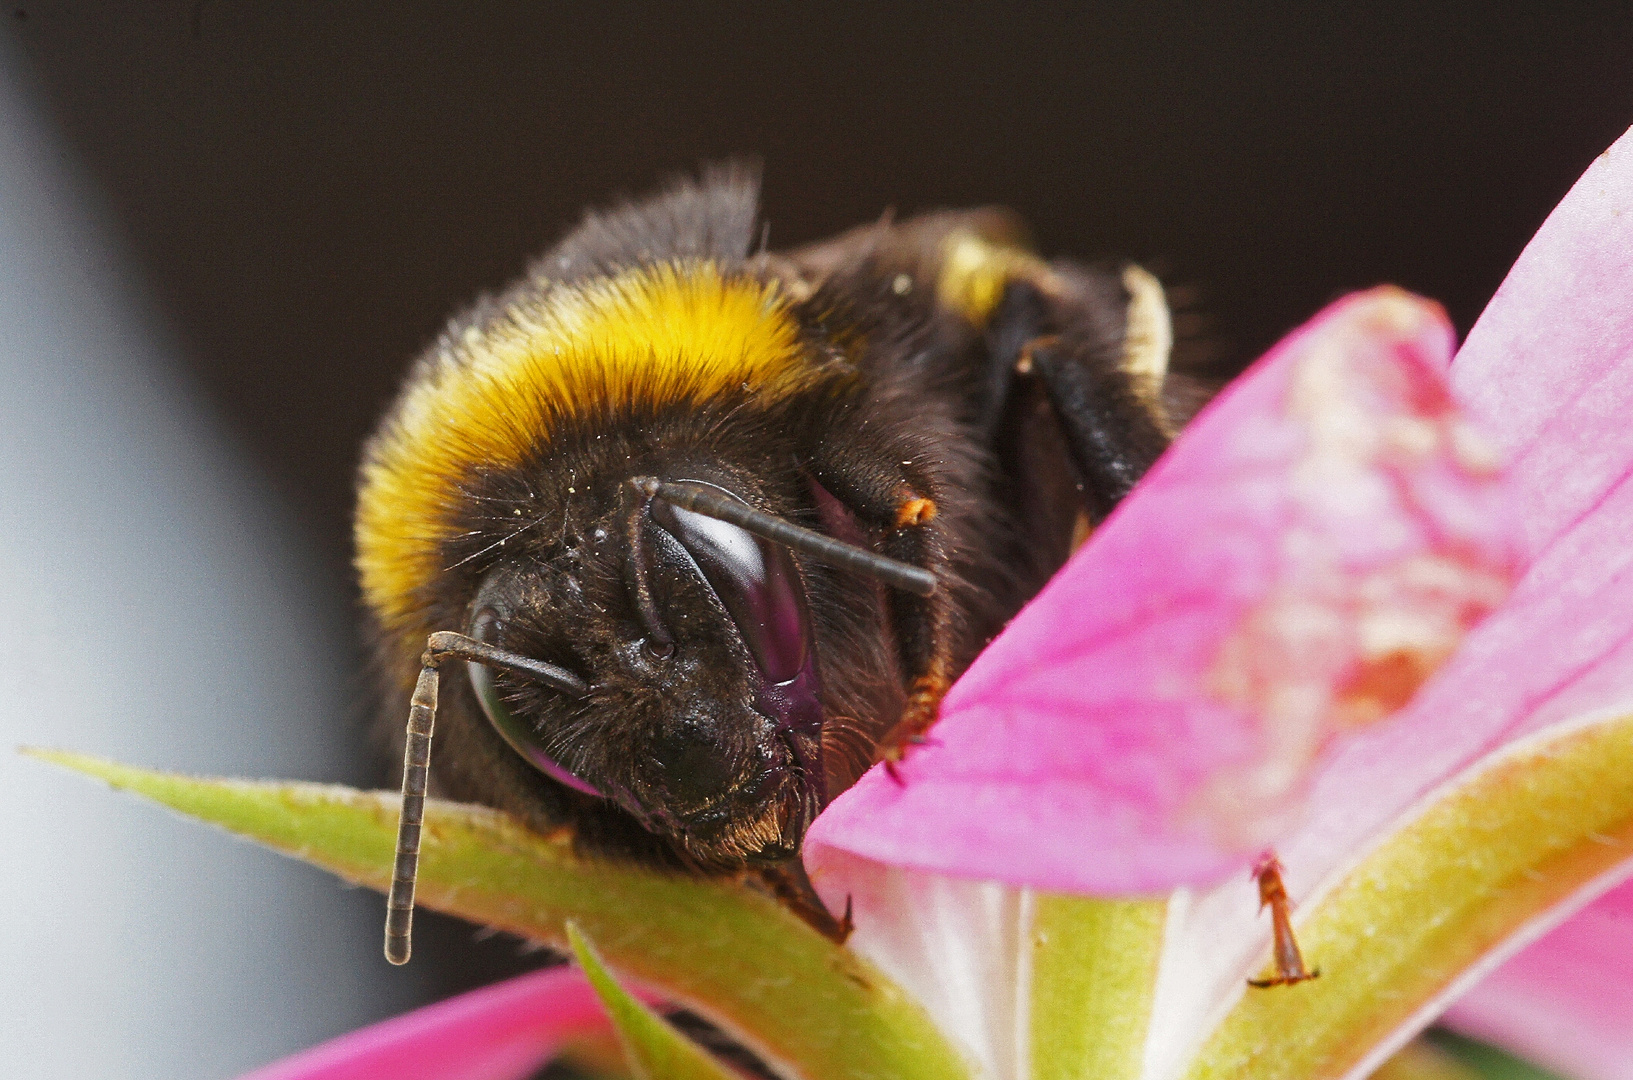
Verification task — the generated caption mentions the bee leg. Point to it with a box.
[806,452,955,766]
[990,268,1173,523]
[756,859,854,944]
[1020,333,1169,521]
[1246,854,1320,988]
[875,492,954,763]
[880,670,951,762]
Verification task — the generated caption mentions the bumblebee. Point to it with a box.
[357,166,1177,962]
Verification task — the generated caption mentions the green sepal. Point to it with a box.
[1369,1038,1486,1080]
[1425,1032,1570,1080]
[566,921,740,1080]
[28,749,971,1080]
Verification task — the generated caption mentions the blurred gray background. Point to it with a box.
[3,3,1633,1077]
[0,30,421,1080]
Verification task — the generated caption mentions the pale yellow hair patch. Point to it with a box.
[935,231,1051,328]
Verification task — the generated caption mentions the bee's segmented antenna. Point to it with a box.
[633,477,938,597]
[385,657,439,965]
[385,631,589,965]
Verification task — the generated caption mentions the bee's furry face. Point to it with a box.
[457,475,827,868]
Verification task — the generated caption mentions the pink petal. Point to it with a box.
[1275,125,1633,906]
[237,967,609,1080]
[807,288,1516,893]
[1453,124,1633,563]
[1280,461,1633,887]
[1142,127,1633,1052]
[1443,879,1633,1080]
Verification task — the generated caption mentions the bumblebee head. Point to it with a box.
[364,258,940,960]
[463,477,831,865]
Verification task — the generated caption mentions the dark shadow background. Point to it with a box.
[9,0,1633,1002]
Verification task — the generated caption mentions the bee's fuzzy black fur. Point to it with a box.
[362,167,1173,879]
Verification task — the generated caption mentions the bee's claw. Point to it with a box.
[1247,968,1321,989]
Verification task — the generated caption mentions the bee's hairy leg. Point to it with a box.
[990,269,1174,522]
[877,670,952,764]
[806,447,955,770]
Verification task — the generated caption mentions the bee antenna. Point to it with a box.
[631,477,937,598]
[386,631,590,965]
[385,653,439,965]
[626,495,677,654]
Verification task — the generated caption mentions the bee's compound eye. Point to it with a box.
[650,489,809,683]
[466,607,507,711]
[470,606,502,644]
[465,607,520,747]
[466,607,602,798]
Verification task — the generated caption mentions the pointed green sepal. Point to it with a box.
[566,921,740,1080]
[28,749,971,1080]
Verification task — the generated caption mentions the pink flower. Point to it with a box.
[1445,878,1633,1080]
[64,126,1633,1080]
[802,123,1633,1078]
[236,966,608,1080]
[808,285,1518,896]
